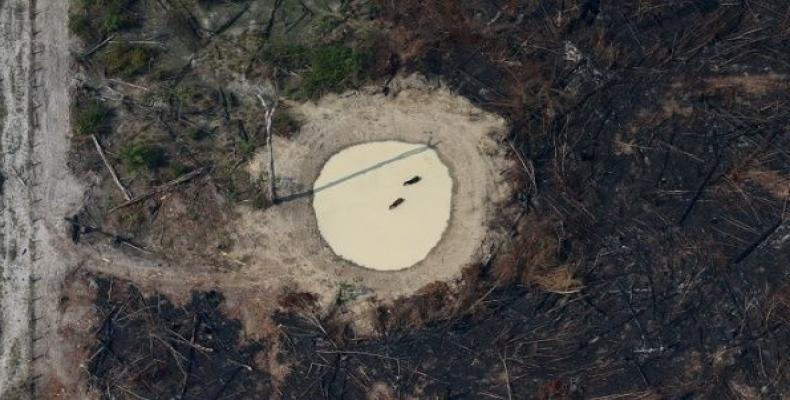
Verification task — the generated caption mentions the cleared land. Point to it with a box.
[1,0,788,399]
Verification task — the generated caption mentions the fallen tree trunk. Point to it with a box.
[92,134,132,201]
[109,168,204,212]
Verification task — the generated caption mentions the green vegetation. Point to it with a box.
[69,0,139,41]
[337,280,367,304]
[73,99,110,137]
[262,42,368,98]
[68,13,94,40]
[188,126,211,141]
[261,42,310,71]
[120,143,167,172]
[67,0,379,248]
[303,45,365,97]
[99,42,157,78]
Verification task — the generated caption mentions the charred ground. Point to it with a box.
[65,0,790,399]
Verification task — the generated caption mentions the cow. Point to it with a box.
[389,197,405,210]
[403,176,421,185]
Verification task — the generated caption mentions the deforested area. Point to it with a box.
[5,0,789,399]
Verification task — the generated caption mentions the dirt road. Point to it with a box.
[0,0,34,396]
[1,0,82,397]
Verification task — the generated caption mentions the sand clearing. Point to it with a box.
[231,74,514,302]
[313,141,453,271]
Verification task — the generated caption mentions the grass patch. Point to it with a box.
[120,143,167,172]
[261,42,310,71]
[302,45,365,97]
[99,41,157,78]
[70,0,139,41]
[262,42,369,98]
[73,99,111,137]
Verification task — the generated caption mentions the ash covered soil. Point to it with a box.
[44,0,790,399]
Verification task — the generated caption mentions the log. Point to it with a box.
[108,168,204,212]
[92,135,132,201]
[257,93,278,203]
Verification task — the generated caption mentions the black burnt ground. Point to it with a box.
[88,279,270,399]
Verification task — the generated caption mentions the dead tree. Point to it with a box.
[91,134,132,201]
[257,85,278,203]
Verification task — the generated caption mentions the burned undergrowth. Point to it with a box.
[87,277,271,399]
[266,0,790,398]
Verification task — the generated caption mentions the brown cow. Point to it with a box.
[389,197,405,210]
[403,176,421,185]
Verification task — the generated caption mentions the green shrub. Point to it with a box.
[100,11,137,35]
[68,13,95,40]
[261,42,310,71]
[73,0,138,38]
[120,143,166,171]
[188,127,210,141]
[73,100,110,136]
[99,42,156,78]
[303,45,364,97]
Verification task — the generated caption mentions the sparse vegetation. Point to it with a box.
[98,42,156,78]
[262,41,370,98]
[337,280,366,304]
[302,45,365,97]
[272,107,300,137]
[119,142,166,172]
[69,0,138,41]
[72,98,109,137]
[261,41,310,71]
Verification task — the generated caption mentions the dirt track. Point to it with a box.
[0,0,34,396]
[28,0,89,397]
[0,0,85,397]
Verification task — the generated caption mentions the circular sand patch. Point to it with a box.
[231,74,515,303]
[313,141,453,271]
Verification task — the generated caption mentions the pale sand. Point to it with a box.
[313,141,453,271]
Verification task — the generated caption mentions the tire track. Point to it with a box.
[0,0,34,397]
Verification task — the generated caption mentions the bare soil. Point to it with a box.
[0,0,34,395]
[238,75,513,305]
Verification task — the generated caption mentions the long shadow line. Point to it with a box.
[277,145,431,203]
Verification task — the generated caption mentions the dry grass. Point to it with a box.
[530,265,583,294]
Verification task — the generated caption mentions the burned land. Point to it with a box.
[33,0,790,399]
